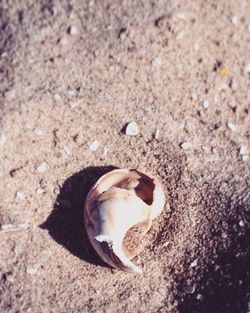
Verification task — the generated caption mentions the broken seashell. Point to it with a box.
[84,169,165,274]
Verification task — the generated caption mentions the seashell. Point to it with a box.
[84,169,165,273]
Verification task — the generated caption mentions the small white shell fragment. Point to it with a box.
[239,220,244,227]
[245,63,250,73]
[221,232,228,239]
[26,266,38,275]
[190,259,198,268]
[54,93,61,100]
[16,191,25,200]
[180,141,192,150]
[193,43,199,52]
[152,58,162,67]
[196,294,202,300]
[63,144,72,156]
[176,12,187,21]
[89,140,100,151]
[239,145,248,155]
[37,162,48,173]
[1,223,29,232]
[230,16,238,25]
[125,122,140,136]
[191,93,197,101]
[68,25,78,35]
[154,128,160,140]
[202,100,209,109]
[4,89,16,100]
[59,37,68,45]
[227,122,237,132]
[0,134,6,146]
[36,187,45,195]
[84,169,165,274]
[34,128,43,136]
[242,154,249,161]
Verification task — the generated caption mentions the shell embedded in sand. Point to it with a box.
[84,169,165,273]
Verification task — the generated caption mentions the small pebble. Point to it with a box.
[227,122,237,132]
[26,266,38,275]
[230,16,238,25]
[193,43,199,52]
[54,94,61,100]
[1,223,29,232]
[36,187,45,195]
[180,141,192,150]
[239,145,248,155]
[152,58,162,67]
[196,294,202,300]
[245,63,250,73]
[221,232,228,239]
[176,12,187,21]
[68,26,78,35]
[59,37,68,45]
[202,100,209,109]
[125,122,140,136]
[4,89,16,101]
[239,220,244,227]
[103,147,108,157]
[242,154,249,161]
[16,191,25,200]
[191,93,197,101]
[0,134,6,146]
[202,146,210,153]
[220,67,229,77]
[89,140,100,151]
[190,259,198,268]
[63,145,72,156]
[34,128,43,136]
[154,128,160,140]
[68,89,76,97]
[37,162,48,173]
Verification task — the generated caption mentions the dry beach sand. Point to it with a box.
[0,0,250,312]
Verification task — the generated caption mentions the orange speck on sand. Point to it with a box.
[220,67,229,76]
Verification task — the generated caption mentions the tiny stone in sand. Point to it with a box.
[125,122,140,136]
[54,94,61,100]
[180,141,192,150]
[34,128,43,136]
[154,128,160,140]
[239,145,248,155]
[37,162,48,173]
[68,26,78,35]
[230,16,238,25]
[190,259,198,268]
[16,191,25,200]
[26,266,38,275]
[152,58,162,67]
[227,122,237,131]
[245,63,250,73]
[1,223,29,232]
[59,37,68,45]
[63,145,72,156]
[239,220,244,227]
[36,187,45,195]
[4,89,16,101]
[0,134,6,146]
[89,140,100,151]
[202,100,209,109]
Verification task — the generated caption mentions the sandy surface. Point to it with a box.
[0,0,250,312]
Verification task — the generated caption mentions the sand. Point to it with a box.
[0,0,250,312]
